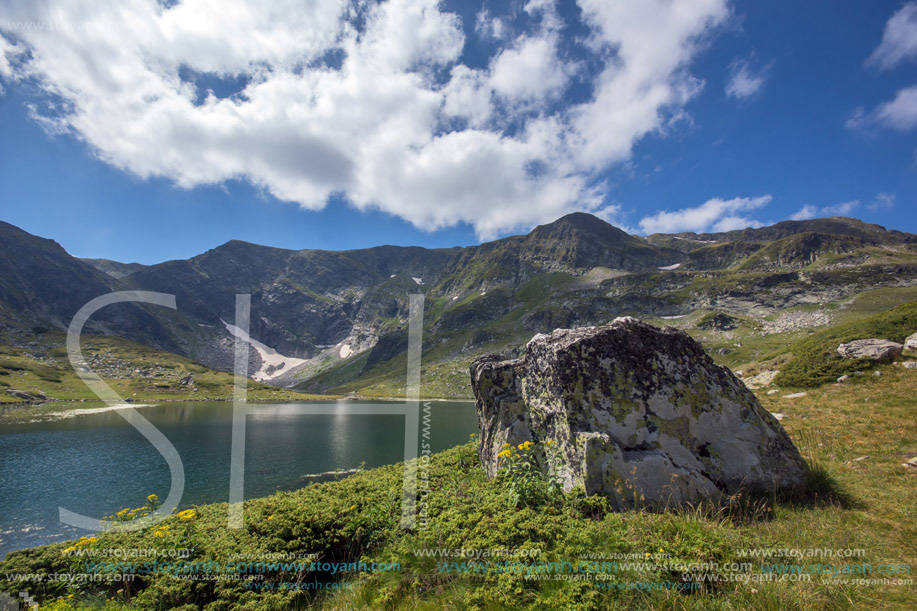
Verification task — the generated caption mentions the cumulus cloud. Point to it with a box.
[638,195,772,234]
[867,2,917,70]
[725,58,771,100]
[1,0,728,239]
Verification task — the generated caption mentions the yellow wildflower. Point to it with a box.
[177,509,197,521]
[267,515,274,520]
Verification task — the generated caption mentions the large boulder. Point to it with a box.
[470,317,807,509]
[836,339,903,362]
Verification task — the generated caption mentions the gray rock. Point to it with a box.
[836,339,903,362]
[902,361,917,369]
[744,370,779,389]
[837,375,850,383]
[783,392,807,399]
[906,332,917,351]
[178,374,195,386]
[5,389,42,402]
[766,389,779,395]
[470,317,807,510]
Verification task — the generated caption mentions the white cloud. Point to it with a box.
[867,2,917,70]
[791,195,892,220]
[490,35,569,103]
[790,205,818,221]
[820,200,859,216]
[638,195,772,234]
[475,9,504,40]
[868,192,895,211]
[853,5,917,133]
[845,86,917,132]
[875,85,917,130]
[725,58,771,100]
[1,0,728,239]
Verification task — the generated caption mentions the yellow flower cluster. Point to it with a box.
[177,509,197,521]
[61,535,98,555]
[153,524,171,539]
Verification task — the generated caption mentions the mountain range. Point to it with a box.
[1,213,915,396]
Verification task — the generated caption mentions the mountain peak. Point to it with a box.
[529,212,632,242]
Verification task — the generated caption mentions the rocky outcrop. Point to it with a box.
[470,317,807,509]
[5,389,46,402]
[836,339,903,362]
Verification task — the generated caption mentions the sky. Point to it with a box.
[0,0,916,264]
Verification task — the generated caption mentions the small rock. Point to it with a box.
[874,370,882,377]
[837,375,850,383]
[783,392,807,399]
[771,413,785,421]
[837,339,903,362]
[905,332,917,351]
[902,361,917,369]
[745,370,779,389]
[853,456,870,462]
[766,389,779,395]
[178,374,195,386]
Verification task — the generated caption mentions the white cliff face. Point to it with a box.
[471,317,808,510]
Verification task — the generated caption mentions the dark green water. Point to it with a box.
[0,400,477,558]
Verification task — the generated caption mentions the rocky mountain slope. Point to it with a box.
[1,214,915,397]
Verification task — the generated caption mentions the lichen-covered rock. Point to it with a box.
[470,317,807,509]
[905,332,917,351]
[836,339,903,362]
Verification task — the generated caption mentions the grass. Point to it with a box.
[2,361,915,610]
[773,301,917,388]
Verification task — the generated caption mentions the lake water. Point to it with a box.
[0,400,477,558]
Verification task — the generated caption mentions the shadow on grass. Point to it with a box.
[779,461,863,511]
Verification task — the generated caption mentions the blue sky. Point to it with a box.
[0,0,916,264]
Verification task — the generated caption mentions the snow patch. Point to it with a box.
[412,277,423,285]
[660,314,688,320]
[658,263,681,270]
[221,319,308,382]
[339,344,353,359]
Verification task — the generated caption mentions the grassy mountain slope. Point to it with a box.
[2,357,915,610]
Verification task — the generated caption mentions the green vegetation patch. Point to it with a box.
[774,300,917,388]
